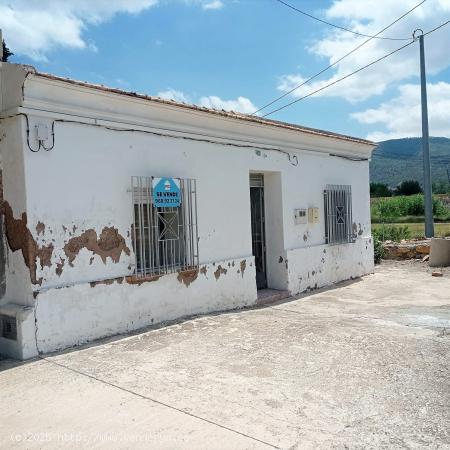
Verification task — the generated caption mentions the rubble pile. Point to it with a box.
[383,239,430,260]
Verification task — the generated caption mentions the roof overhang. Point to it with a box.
[1,64,376,159]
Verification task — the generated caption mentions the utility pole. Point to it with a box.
[414,29,434,238]
[0,29,3,61]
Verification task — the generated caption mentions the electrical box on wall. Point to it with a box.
[35,124,49,141]
[294,209,307,225]
[308,207,320,224]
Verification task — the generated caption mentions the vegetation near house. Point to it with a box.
[369,135,450,247]
[371,179,450,199]
[395,180,422,196]
[371,193,450,243]
[432,180,450,194]
[373,236,385,264]
[1,40,13,62]
[373,224,411,242]
[370,182,391,198]
[371,194,449,222]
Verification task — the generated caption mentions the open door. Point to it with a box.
[249,174,267,290]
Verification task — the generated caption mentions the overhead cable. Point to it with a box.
[260,20,450,118]
[252,0,426,115]
[275,0,419,41]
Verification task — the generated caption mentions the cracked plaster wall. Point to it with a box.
[0,89,373,357]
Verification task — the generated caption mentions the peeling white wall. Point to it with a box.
[23,121,372,291]
[0,67,375,358]
[287,238,374,295]
[36,258,256,354]
[0,116,34,307]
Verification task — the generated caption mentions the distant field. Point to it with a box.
[372,222,450,238]
[370,194,450,240]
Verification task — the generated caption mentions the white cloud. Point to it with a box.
[351,82,450,141]
[183,0,224,9]
[202,0,224,10]
[0,0,225,61]
[0,0,159,60]
[157,89,191,103]
[277,0,450,103]
[199,95,257,113]
[157,89,256,113]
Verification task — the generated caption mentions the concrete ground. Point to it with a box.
[1,260,449,450]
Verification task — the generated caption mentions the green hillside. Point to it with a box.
[370,137,450,187]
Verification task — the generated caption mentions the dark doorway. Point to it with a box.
[250,174,267,290]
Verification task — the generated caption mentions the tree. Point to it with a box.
[395,180,422,196]
[370,182,391,197]
[2,40,13,62]
[432,181,450,194]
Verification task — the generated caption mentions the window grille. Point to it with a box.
[324,184,354,245]
[131,176,199,277]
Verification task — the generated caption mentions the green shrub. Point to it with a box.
[373,224,411,242]
[373,198,401,218]
[373,237,385,264]
[433,197,448,216]
[371,194,449,221]
[432,181,450,194]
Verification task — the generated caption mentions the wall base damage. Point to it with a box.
[287,237,374,295]
[0,303,36,360]
[0,63,375,360]
[30,257,256,356]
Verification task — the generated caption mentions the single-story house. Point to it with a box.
[0,62,376,359]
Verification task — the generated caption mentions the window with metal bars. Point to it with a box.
[131,176,199,277]
[324,184,354,245]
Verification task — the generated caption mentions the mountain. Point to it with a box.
[370,137,450,187]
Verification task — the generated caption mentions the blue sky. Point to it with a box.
[1,0,450,141]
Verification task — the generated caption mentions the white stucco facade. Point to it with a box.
[0,63,375,359]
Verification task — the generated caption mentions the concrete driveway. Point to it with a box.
[1,260,449,449]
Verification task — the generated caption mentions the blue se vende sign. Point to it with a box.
[152,177,181,207]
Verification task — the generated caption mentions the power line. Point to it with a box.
[275,0,414,41]
[252,0,425,115]
[422,20,450,36]
[262,41,414,117]
[260,20,450,118]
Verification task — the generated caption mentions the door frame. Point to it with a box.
[249,173,267,290]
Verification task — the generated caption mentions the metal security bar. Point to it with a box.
[324,184,354,245]
[131,176,199,277]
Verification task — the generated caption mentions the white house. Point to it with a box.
[0,63,376,359]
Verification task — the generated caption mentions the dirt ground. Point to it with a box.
[1,260,449,449]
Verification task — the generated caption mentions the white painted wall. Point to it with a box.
[263,171,288,290]
[0,116,34,307]
[0,66,375,358]
[287,238,374,295]
[35,257,256,354]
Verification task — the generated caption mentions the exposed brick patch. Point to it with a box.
[64,227,130,267]
[0,200,54,285]
[125,274,161,285]
[214,265,227,280]
[240,260,246,278]
[56,258,65,276]
[177,269,199,287]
